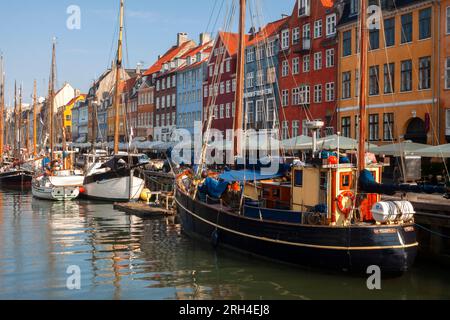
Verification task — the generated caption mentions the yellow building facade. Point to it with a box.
[59,94,86,142]
[338,0,439,146]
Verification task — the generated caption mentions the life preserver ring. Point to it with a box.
[336,191,355,217]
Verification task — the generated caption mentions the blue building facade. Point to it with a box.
[176,43,212,136]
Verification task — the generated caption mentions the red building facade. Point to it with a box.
[278,0,338,139]
[203,32,240,137]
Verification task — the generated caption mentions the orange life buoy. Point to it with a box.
[336,191,355,217]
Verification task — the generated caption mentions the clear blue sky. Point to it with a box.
[0,0,294,105]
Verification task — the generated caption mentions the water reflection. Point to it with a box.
[0,190,449,300]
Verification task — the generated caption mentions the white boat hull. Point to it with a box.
[83,176,145,201]
[32,184,80,201]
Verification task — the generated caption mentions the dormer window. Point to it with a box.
[298,0,310,17]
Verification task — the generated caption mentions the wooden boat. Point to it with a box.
[32,170,83,201]
[172,0,442,275]
[82,1,147,202]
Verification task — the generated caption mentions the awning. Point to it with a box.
[414,144,450,158]
[370,141,429,156]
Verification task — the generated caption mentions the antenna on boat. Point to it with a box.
[305,120,324,158]
[113,0,124,155]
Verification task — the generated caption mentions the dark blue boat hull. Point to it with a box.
[176,189,417,274]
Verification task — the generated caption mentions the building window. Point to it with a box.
[446,57,450,89]
[419,7,431,40]
[350,0,359,16]
[401,60,413,92]
[292,27,300,45]
[292,87,300,105]
[326,49,334,68]
[226,60,231,72]
[314,20,322,38]
[256,45,265,61]
[256,100,264,123]
[314,52,322,70]
[326,14,336,37]
[299,85,310,104]
[282,90,289,107]
[419,56,431,90]
[342,72,351,99]
[303,55,310,72]
[292,57,300,74]
[384,18,395,47]
[369,28,379,50]
[369,66,379,96]
[383,113,394,141]
[282,121,289,140]
[225,103,231,118]
[282,60,289,77]
[401,13,413,44]
[298,0,310,17]
[256,69,264,86]
[281,29,290,49]
[325,82,335,102]
[292,121,300,137]
[303,23,311,43]
[247,48,255,63]
[267,40,276,57]
[219,104,224,119]
[369,114,379,141]
[341,117,351,138]
[267,98,275,122]
[247,72,254,88]
[384,63,395,94]
[447,7,450,34]
[267,67,276,84]
[343,30,352,56]
[314,84,322,103]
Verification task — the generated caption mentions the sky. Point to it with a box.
[0,0,294,106]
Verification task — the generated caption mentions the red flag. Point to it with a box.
[321,0,334,8]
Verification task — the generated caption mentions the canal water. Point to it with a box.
[0,189,449,300]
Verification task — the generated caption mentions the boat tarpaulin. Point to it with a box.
[219,170,282,183]
[198,177,230,199]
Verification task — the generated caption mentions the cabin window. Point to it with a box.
[294,170,303,187]
[340,173,352,190]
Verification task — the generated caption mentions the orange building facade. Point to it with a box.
[338,0,439,146]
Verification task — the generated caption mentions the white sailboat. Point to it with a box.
[32,40,83,201]
[82,0,148,202]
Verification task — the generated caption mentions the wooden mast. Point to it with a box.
[0,55,4,159]
[19,83,22,158]
[113,0,124,155]
[33,80,37,157]
[13,81,17,158]
[358,0,368,172]
[49,39,56,161]
[233,0,246,159]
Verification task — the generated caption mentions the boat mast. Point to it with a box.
[358,0,368,172]
[113,0,124,155]
[0,55,4,159]
[233,0,246,159]
[13,81,17,158]
[49,39,56,161]
[19,83,22,159]
[33,80,37,157]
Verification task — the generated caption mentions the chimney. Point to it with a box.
[199,33,211,45]
[136,62,142,75]
[177,32,189,46]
